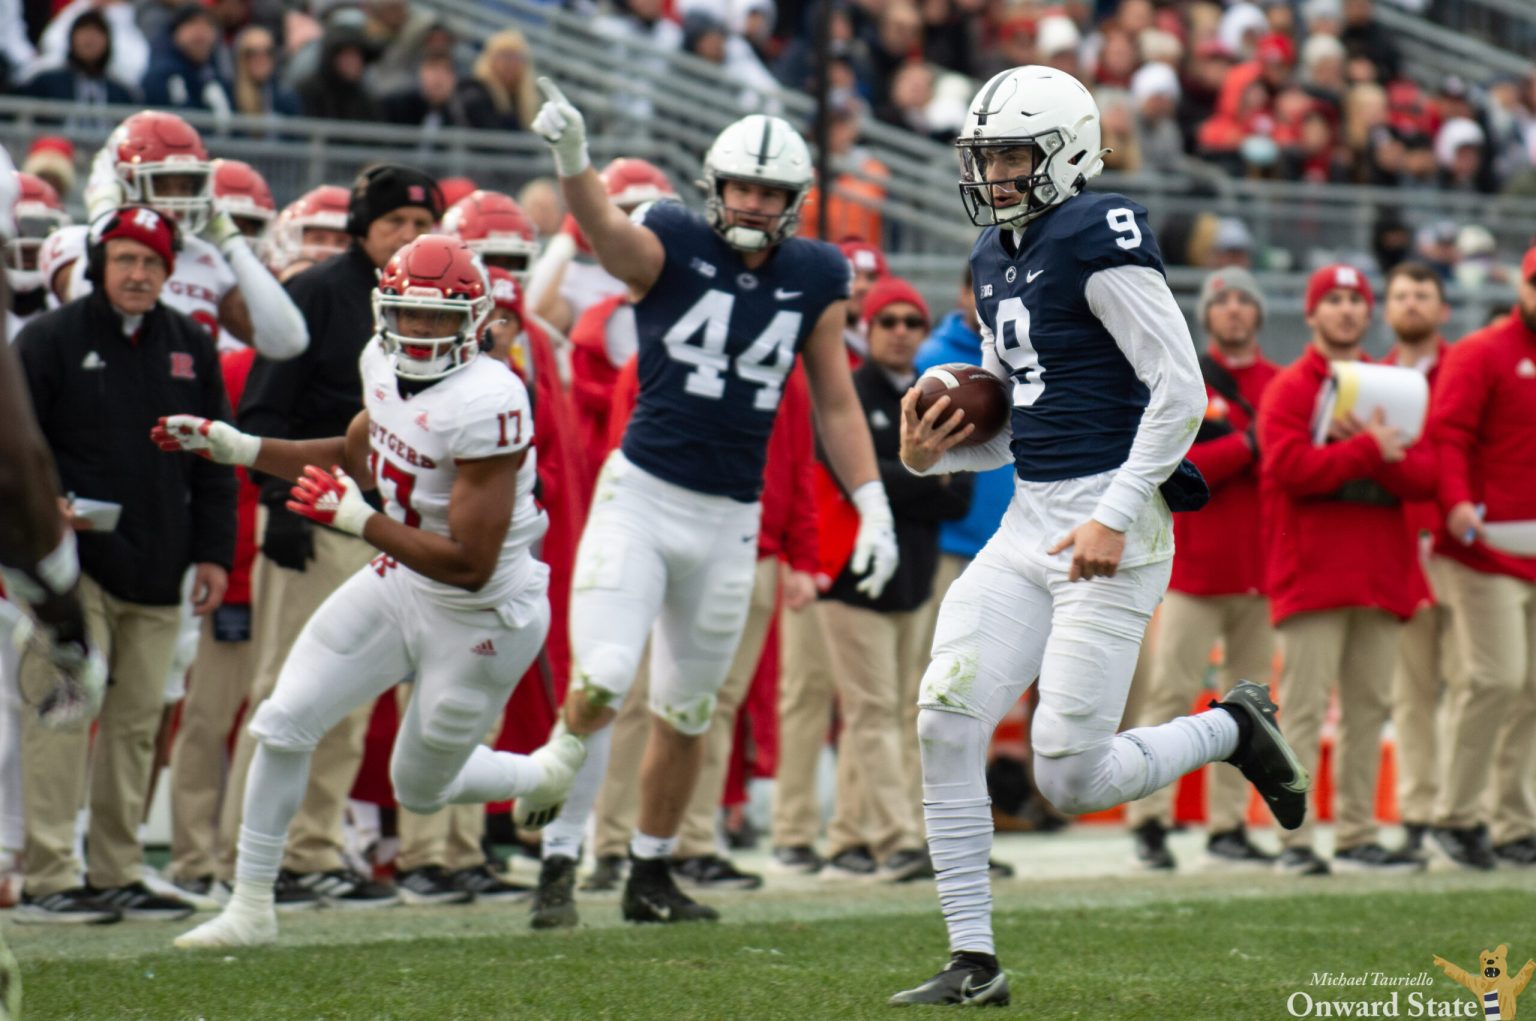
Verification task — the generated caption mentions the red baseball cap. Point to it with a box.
[839,239,889,279]
[486,265,524,321]
[1257,32,1296,65]
[1305,262,1374,316]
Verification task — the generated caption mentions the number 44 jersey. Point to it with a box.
[360,338,549,610]
[621,201,851,502]
[971,192,1166,484]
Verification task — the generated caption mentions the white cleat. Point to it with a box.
[173,904,278,950]
[512,729,588,830]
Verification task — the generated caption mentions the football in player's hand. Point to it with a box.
[915,364,1010,446]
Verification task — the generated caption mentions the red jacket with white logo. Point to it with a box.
[1258,345,1438,624]
[1430,311,1536,583]
[1170,349,1279,597]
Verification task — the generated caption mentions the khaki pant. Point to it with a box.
[218,515,377,876]
[771,599,843,850]
[1434,558,1536,843]
[592,556,778,859]
[395,685,489,873]
[1391,557,1458,828]
[22,575,181,895]
[1125,592,1272,832]
[820,600,927,862]
[1275,608,1401,852]
[169,611,257,882]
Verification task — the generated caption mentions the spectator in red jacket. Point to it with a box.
[1426,246,1536,870]
[586,358,821,892]
[1126,267,1281,872]
[1378,262,1457,861]
[1258,262,1436,876]
[568,293,634,494]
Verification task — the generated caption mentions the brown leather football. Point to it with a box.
[914,363,1010,446]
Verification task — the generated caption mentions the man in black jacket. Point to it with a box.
[819,277,972,882]
[220,164,441,907]
[14,205,235,923]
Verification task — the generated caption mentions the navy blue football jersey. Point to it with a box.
[970,192,1166,482]
[621,201,850,501]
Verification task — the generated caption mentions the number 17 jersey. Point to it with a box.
[621,202,850,502]
[360,339,548,610]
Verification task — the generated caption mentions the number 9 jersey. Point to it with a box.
[620,201,851,502]
[360,338,549,609]
[971,191,1164,483]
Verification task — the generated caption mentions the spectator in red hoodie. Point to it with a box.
[1126,267,1281,873]
[1378,262,1457,862]
[1258,262,1436,876]
[1427,246,1536,870]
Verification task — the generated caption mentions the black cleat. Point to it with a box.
[890,954,1011,1007]
[621,856,718,924]
[580,854,626,892]
[1431,825,1496,871]
[530,855,579,930]
[1213,681,1310,830]
[1132,819,1177,870]
[1206,827,1278,868]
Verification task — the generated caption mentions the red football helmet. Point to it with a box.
[268,184,351,271]
[211,159,275,240]
[373,234,492,381]
[441,190,540,280]
[6,172,70,292]
[107,110,213,232]
[601,158,676,210]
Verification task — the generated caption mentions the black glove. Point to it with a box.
[261,507,314,572]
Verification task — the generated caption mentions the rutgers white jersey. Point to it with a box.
[559,257,628,325]
[360,338,548,610]
[68,234,238,349]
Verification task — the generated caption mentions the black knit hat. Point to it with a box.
[346,163,444,237]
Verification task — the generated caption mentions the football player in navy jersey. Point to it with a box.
[525,80,898,927]
[890,66,1312,1006]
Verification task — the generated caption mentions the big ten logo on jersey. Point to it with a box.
[663,288,801,411]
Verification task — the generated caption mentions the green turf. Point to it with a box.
[8,869,1533,1020]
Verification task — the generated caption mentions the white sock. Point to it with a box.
[1036,708,1240,815]
[630,832,677,861]
[917,710,996,957]
[540,726,612,861]
[231,826,284,912]
[230,742,311,904]
[442,745,544,804]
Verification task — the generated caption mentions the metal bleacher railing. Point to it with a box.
[1370,3,1531,85]
[1393,0,1536,73]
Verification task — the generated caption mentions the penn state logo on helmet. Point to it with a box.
[373,234,492,382]
[956,66,1110,227]
[699,115,812,252]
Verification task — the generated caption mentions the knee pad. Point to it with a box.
[1031,698,1110,760]
[650,688,717,737]
[570,644,642,712]
[247,699,324,753]
[917,651,987,720]
[1033,751,1110,817]
[417,691,489,753]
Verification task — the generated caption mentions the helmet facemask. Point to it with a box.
[957,130,1081,228]
[5,211,67,292]
[122,159,214,234]
[703,172,807,253]
[373,292,489,381]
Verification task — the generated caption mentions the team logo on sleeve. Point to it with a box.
[169,352,196,380]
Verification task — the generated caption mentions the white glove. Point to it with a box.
[532,77,591,178]
[201,209,245,256]
[83,176,126,221]
[151,415,261,466]
[850,481,898,599]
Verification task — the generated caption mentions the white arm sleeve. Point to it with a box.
[224,240,309,360]
[906,320,1014,477]
[1084,265,1205,532]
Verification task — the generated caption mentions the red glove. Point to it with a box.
[286,465,373,536]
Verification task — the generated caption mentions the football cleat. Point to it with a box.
[889,954,1011,1007]
[512,728,587,830]
[173,903,278,949]
[529,855,579,930]
[1214,681,1310,830]
[621,856,718,924]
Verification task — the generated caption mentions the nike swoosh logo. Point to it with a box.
[1025,270,1043,283]
[775,288,802,300]
[961,973,1003,1001]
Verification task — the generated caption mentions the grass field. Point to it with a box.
[8,829,1534,1021]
